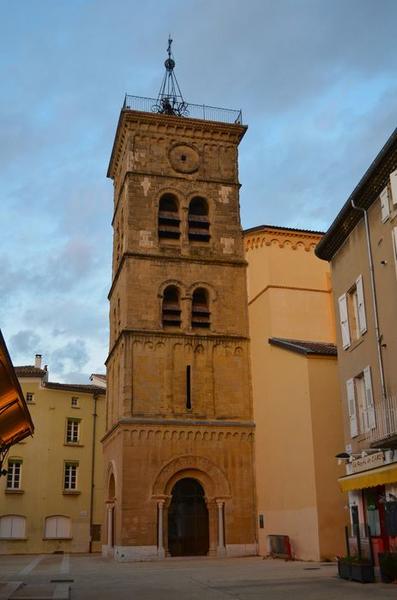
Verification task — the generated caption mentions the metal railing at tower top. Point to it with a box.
[122,94,243,125]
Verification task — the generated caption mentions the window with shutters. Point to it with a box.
[338,275,367,349]
[346,366,375,438]
[0,515,26,539]
[188,197,210,242]
[380,186,391,222]
[6,460,22,490]
[390,169,397,207]
[44,516,71,539]
[162,285,181,328]
[64,463,78,491]
[158,194,180,241]
[66,419,80,444]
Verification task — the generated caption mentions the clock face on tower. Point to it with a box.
[168,144,200,173]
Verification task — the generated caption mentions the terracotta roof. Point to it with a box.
[91,373,106,381]
[244,224,324,236]
[269,337,337,357]
[44,382,105,395]
[14,366,47,378]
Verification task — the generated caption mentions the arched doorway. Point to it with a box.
[168,478,209,556]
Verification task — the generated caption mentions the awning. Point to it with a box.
[339,463,397,492]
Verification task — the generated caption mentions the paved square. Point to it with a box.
[0,554,396,599]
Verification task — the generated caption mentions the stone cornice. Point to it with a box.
[108,252,247,300]
[244,226,322,253]
[101,418,255,444]
[105,329,249,365]
[108,109,247,179]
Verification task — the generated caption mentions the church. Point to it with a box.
[102,40,257,560]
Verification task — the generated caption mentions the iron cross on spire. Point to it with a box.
[154,37,188,117]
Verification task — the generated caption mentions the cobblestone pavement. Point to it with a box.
[1,554,397,599]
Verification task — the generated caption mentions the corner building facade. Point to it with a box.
[103,104,257,560]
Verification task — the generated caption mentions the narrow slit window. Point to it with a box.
[162,286,181,328]
[158,194,180,240]
[186,365,191,410]
[188,197,210,242]
[191,288,210,329]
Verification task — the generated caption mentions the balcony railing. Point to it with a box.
[122,95,243,125]
[365,394,397,445]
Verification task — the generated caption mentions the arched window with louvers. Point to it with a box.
[162,285,182,328]
[191,287,210,329]
[158,194,180,241]
[188,197,210,242]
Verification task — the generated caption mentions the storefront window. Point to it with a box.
[364,489,381,537]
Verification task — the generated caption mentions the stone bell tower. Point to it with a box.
[103,40,256,560]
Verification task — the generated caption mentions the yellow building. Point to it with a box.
[244,225,347,560]
[0,355,106,554]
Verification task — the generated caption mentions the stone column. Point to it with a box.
[216,500,226,556]
[157,500,165,558]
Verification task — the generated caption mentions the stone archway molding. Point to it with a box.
[152,454,231,499]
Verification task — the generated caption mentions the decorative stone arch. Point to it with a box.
[105,460,118,553]
[186,190,212,217]
[152,454,231,500]
[152,455,231,557]
[158,279,186,299]
[155,187,183,211]
[106,461,118,498]
[186,281,218,302]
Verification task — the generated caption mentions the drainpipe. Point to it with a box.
[350,199,387,403]
[89,393,98,553]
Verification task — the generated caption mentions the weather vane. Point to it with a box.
[153,37,189,117]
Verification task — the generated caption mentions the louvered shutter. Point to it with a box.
[346,378,358,437]
[355,275,367,334]
[338,294,350,349]
[390,169,397,206]
[364,366,376,430]
[380,187,390,222]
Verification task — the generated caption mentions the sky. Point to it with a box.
[1,0,396,383]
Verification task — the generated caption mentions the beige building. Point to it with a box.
[316,128,397,561]
[103,50,256,561]
[245,225,347,560]
[0,356,106,554]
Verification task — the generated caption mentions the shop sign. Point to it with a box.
[351,451,384,474]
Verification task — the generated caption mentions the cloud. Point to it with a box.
[9,330,42,359]
[50,339,89,375]
[1,0,396,381]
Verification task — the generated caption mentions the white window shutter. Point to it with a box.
[45,517,57,538]
[380,187,390,222]
[355,275,367,334]
[346,378,358,437]
[11,516,26,538]
[390,169,397,206]
[57,517,71,539]
[338,294,350,349]
[0,516,12,538]
[364,366,376,430]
